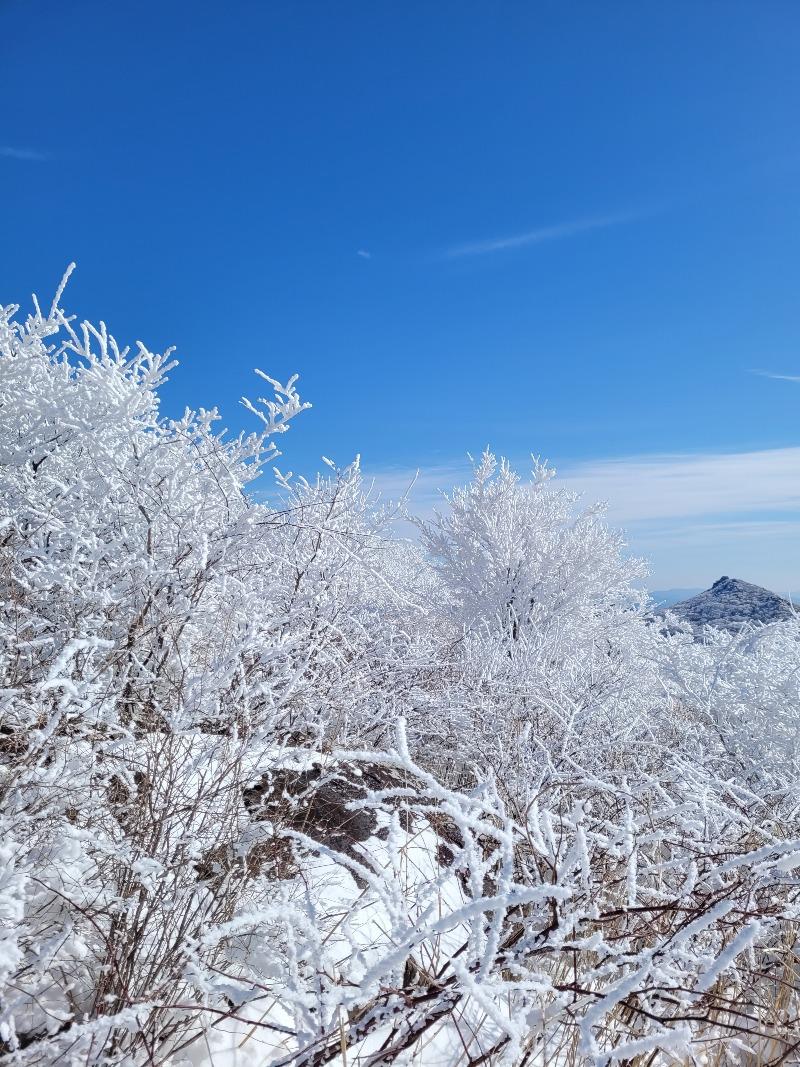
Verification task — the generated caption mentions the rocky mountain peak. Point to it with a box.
[662,576,795,632]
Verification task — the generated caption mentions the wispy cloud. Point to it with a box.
[365,463,469,515]
[357,249,371,260]
[555,447,800,523]
[369,447,800,522]
[443,210,643,259]
[630,517,800,547]
[0,146,50,162]
[752,369,800,384]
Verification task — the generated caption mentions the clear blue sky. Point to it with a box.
[2,1,799,589]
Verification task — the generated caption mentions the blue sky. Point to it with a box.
[2,1,799,590]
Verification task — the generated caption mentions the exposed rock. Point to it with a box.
[244,764,379,858]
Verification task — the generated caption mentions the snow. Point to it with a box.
[1,272,799,1065]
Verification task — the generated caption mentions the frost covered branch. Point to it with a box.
[1,274,798,1066]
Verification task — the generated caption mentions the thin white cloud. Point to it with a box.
[357,249,371,259]
[366,463,467,512]
[443,210,642,259]
[752,369,800,384]
[370,447,800,523]
[556,447,800,523]
[0,146,49,162]
[629,517,800,547]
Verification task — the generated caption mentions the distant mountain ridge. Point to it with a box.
[659,576,796,632]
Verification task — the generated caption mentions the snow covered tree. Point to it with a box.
[1,271,798,1066]
[415,450,647,640]
[406,451,659,778]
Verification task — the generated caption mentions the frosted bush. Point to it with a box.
[1,271,798,1065]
